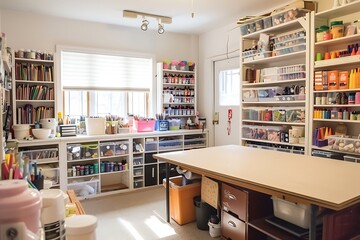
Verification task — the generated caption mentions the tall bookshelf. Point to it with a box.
[12,52,55,125]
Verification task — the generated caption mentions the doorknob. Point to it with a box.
[213,112,219,125]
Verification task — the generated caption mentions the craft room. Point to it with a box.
[0,0,360,239]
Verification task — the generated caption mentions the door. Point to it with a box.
[145,164,158,186]
[214,57,240,146]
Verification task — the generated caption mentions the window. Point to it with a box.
[58,46,154,118]
[219,68,240,106]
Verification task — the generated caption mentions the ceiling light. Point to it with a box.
[123,10,172,34]
[158,19,165,34]
[141,19,149,31]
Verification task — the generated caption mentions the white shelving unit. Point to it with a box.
[309,2,360,160]
[240,13,311,155]
[12,55,56,125]
[156,62,197,124]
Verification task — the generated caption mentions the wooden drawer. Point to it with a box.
[222,183,247,220]
[222,211,246,240]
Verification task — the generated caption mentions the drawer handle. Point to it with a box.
[228,194,237,200]
[228,221,236,228]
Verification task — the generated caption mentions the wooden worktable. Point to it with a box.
[154,145,360,239]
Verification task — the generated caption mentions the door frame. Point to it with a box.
[212,56,240,146]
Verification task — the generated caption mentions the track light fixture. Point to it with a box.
[141,19,149,31]
[158,19,165,34]
[123,10,172,34]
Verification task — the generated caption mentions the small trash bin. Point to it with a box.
[193,196,217,230]
[163,176,201,225]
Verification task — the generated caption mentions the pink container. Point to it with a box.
[0,180,42,234]
[134,120,155,132]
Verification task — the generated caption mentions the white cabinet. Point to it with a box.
[310,2,360,160]
[240,14,311,155]
[157,62,197,124]
[12,53,55,124]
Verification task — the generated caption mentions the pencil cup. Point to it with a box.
[32,178,44,190]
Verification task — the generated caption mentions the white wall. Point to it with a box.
[0,10,198,61]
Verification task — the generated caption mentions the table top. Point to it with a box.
[154,145,360,210]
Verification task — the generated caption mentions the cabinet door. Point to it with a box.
[145,153,157,164]
[145,164,158,186]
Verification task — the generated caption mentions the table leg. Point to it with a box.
[166,162,170,223]
[309,204,318,240]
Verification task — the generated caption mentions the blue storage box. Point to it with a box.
[155,120,169,131]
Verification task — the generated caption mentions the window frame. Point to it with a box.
[56,45,157,117]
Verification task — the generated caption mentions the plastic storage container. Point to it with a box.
[343,155,360,163]
[100,142,115,157]
[168,119,181,130]
[271,8,309,26]
[85,118,106,135]
[242,89,258,102]
[316,26,329,42]
[328,136,360,154]
[114,141,129,155]
[240,24,248,35]
[65,215,97,240]
[330,21,344,39]
[258,87,283,102]
[134,120,156,132]
[272,196,311,229]
[263,16,273,28]
[163,176,201,225]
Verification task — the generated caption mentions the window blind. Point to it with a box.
[61,50,152,91]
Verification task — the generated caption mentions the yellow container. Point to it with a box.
[163,176,201,225]
[330,21,344,39]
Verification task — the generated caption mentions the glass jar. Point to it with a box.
[316,25,329,42]
[330,21,344,39]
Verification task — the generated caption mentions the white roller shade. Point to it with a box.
[61,50,152,91]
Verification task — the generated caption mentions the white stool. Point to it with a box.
[65,215,97,240]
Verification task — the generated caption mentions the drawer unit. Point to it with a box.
[221,211,246,240]
[133,156,144,166]
[145,153,157,164]
[133,167,143,177]
[222,183,248,221]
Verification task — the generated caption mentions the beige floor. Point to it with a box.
[81,186,217,240]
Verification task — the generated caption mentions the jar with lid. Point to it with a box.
[25,49,31,59]
[18,49,24,58]
[316,25,329,42]
[30,50,36,59]
[330,21,344,39]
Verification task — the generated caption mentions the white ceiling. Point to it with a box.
[0,0,293,34]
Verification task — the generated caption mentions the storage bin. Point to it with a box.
[145,140,158,152]
[85,117,106,135]
[263,16,273,28]
[275,94,305,101]
[240,24,248,35]
[255,19,264,31]
[274,37,306,49]
[258,87,283,102]
[343,155,360,163]
[155,120,169,131]
[272,196,311,229]
[242,89,258,102]
[242,50,257,62]
[133,157,144,166]
[271,8,309,26]
[168,119,181,130]
[267,127,284,142]
[328,136,360,154]
[248,22,256,33]
[68,181,99,198]
[274,43,306,56]
[133,181,143,189]
[242,125,267,140]
[133,167,143,176]
[159,139,183,150]
[100,142,115,157]
[67,144,82,160]
[114,141,129,155]
[134,120,155,132]
[286,108,305,123]
[272,109,286,122]
[81,144,99,159]
[163,176,201,225]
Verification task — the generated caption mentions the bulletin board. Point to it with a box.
[201,176,219,209]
